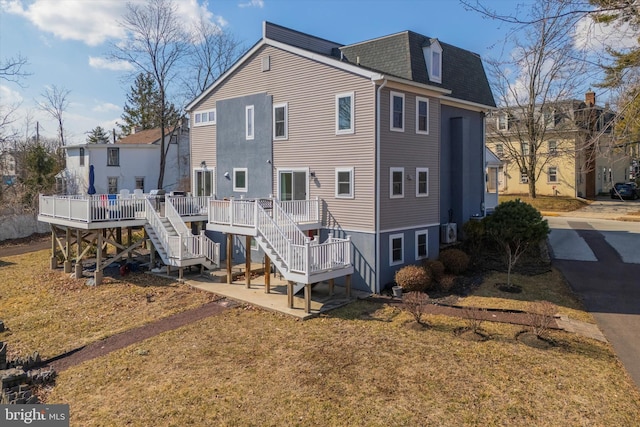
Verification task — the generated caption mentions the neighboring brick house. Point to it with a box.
[186,22,496,293]
[59,124,190,195]
[486,91,632,198]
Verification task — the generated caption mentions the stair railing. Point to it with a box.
[144,197,181,260]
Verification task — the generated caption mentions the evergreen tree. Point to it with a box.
[118,73,161,135]
[86,126,110,144]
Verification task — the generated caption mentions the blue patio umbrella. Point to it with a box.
[88,164,96,195]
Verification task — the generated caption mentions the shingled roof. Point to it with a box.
[339,31,495,108]
[117,128,175,145]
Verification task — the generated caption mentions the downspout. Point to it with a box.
[481,112,487,217]
[375,77,387,294]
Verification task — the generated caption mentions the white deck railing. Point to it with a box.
[39,194,147,222]
[167,196,209,216]
[279,197,320,223]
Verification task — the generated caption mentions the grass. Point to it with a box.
[499,194,589,212]
[0,250,216,359]
[456,269,595,323]
[4,248,640,425]
[45,303,640,426]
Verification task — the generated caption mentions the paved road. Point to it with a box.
[547,216,640,389]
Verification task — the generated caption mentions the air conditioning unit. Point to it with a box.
[440,223,457,244]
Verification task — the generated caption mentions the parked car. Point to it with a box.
[610,182,639,200]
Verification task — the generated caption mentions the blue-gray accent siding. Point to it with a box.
[216,93,273,199]
[320,228,376,292]
[379,226,439,288]
[440,106,485,227]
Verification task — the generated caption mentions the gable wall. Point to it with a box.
[191,44,377,232]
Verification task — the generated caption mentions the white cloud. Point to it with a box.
[573,16,639,52]
[238,0,264,8]
[0,85,24,105]
[92,102,121,113]
[2,0,129,46]
[89,56,135,71]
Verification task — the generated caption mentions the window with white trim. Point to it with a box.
[390,167,404,198]
[548,166,558,183]
[415,230,428,260]
[79,147,85,166]
[107,177,118,194]
[135,177,144,191]
[273,103,288,140]
[521,142,529,156]
[335,167,354,198]
[246,105,254,140]
[390,233,404,266]
[416,97,429,134]
[424,40,443,84]
[233,168,248,192]
[496,144,504,157]
[107,147,119,166]
[548,140,557,156]
[520,172,529,184]
[193,108,216,127]
[497,113,508,131]
[335,92,354,134]
[390,91,404,132]
[416,167,429,197]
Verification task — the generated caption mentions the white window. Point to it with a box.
[107,177,118,194]
[273,103,288,140]
[390,167,404,198]
[416,167,429,197]
[548,140,557,156]
[79,147,85,166]
[335,92,354,134]
[416,97,429,134]
[520,172,529,184]
[194,108,216,127]
[496,144,504,157]
[548,167,558,183]
[250,237,259,250]
[390,233,404,266]
[415,230,428,260]
[390,92,405,132]
[246,105,254,140]
[521,142,529,156]
[107,147,119,166]
[335,167,354,198]
[233,168,248,192]
[135,177,145,191]
[497,113,508,131]
[424,40,442,84]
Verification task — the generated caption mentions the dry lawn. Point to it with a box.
[45,303,640,426]
[457,269,595,323]
[0,250,215,358]
[499,195,589,212]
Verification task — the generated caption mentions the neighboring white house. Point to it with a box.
[59,124,190,195]
[485,147,501,213]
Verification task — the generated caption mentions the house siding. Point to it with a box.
[378,86,441,231]
[190,44,377,232]
[440,105,485,226]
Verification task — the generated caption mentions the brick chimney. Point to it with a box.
[585,89,596,107]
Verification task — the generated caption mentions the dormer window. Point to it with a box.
[423,39,442,84]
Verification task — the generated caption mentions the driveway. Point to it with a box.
[546,199,640,389]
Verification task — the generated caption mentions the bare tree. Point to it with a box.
[111,0,188,189]
[0,53,30,86]
[38,85,70,170]
[485,0,590,198]
[184,16,243,100]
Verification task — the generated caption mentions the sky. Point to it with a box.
[0,0,634,145]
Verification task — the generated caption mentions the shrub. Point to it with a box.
[394,265,431,292]
[439,249,470,275]
[526,300,557,338]
[462,306,486,333]
[403,291,429,324]
[437,274,457,292]
[422,259,445,283]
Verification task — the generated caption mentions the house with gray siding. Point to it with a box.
[186,22,496,294]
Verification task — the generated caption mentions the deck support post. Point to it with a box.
[63,227,72,273]
[245,235,251,288]
[127,227,133,261]
[287,281,294,308]
[346,274,352,298]
[226,233,233,284]
[74,229,83,278]
[149,241,156,267]
[50,225,57,269]
[329,278,335,296]
[264,255,271,293]
[95,232,103,285]
[304,283,311,313]
[178,267,183,281]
